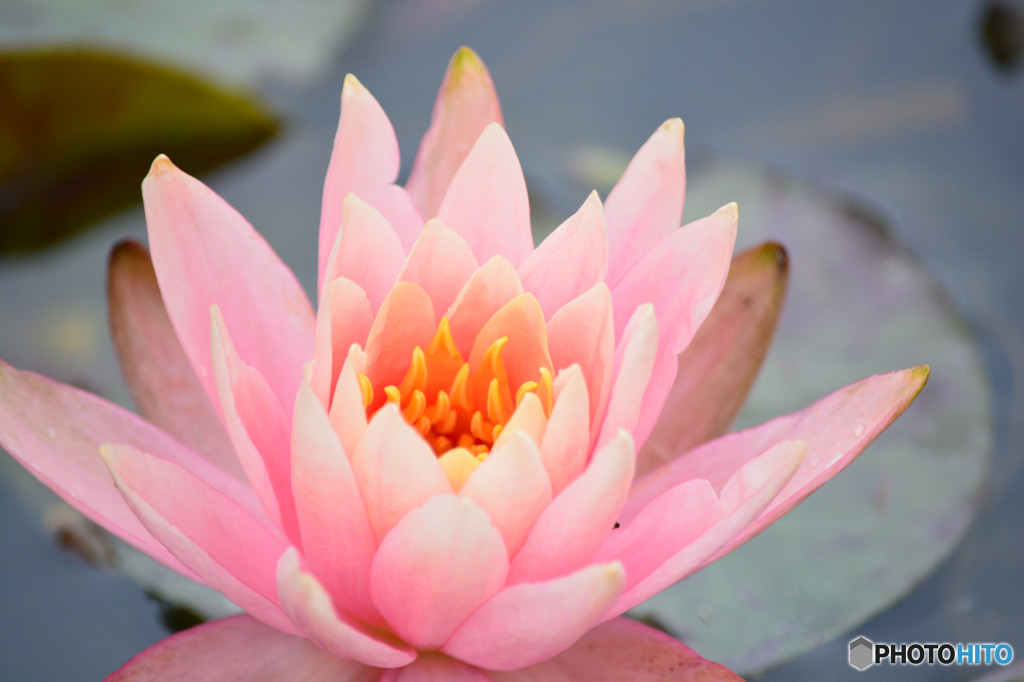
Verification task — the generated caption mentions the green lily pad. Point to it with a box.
[630,158,992,674]
[0,0,372,86]
[0,49,278,253]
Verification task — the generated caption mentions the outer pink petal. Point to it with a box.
[107,240,241,479]
[546,283,614,419]
[539,366,591,495]
[604,118,686,286]
[638,242,789,476]
[211,308,299,544]
[351,405,452,542]
[398,219,479,316]
[596,304,657,448]
[107,614,379,682]
[320,75,422,275]
[277,548,417,668]
[311,278,372,407]
[436,123,533,267]
[379,655,493,682]
[442,562,625,671]
[406,46,503,220]
[683,367,930,566]
[363,282,437,398]
[101,443,295,633]
[291,378,379,624]
[496,617,742,681]
[143,155,314,412]
[322,194,408,312]
[459,429,552,555]
[371,495,508,649]
[518,191,609,318]
[613,204,738,447]
[611,203,737,354]
[0,361,244,579]
[508,430,633,584]
[605,440,806,617]
[445,256,524,356]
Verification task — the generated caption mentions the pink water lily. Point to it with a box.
[0,47,927,680]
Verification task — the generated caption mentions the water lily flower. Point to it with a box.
[0,47,928,681]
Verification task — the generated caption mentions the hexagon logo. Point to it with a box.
[849,636,875,671]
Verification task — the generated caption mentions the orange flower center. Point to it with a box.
[358,317,552,460]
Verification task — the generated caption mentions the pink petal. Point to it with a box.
[468,293,552,391]
[322,194,408,312]
[604,118,686,286]
[370,495,508,649]
[703,367,930,565]
[546,283,614,419]
[329,349,370,456]
[107,615,379,682]
[142,155,314,412]
[311,278,373,407]
[518,191,608,318]
[605,440,806,616]
[363,282,437,398]
[277,548,417,668]
[442,562,625,671]
[291,378,379,624]
[460,429,552,555]
[508,430,633,584]
[211,308,299,544]
[539,366,592,495]
[101,443,296,633]
[595,304,657,448]
[638,242,789,476]
[445,256,524,356]
[319,74,422,275]
[628,367,929,532]
[0,361,244,579]
[107,240,241,479]
[398,219,479,316]
[612,204,738,447]
[351,405,452,542]
[497,617,742,681]
[436,123,533,267]
[611,203,738,354]
[379,654,493,682]
[406,46,504,219]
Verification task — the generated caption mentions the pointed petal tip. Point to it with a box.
[909,363,931,390]
[661,117,684,137]
[145,154,177,180]
[450,45,487,77]
[756,240,789,272]
[342,72,363,94]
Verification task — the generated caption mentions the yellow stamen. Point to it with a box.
[450,363,471,411]
[398,347,428,396]
[403,389,426,423]
[486,378,508,424]
[427,317,459,357]
[515,380,538,406]
[384,385,402,405]
[357,318,554,459]
[358,374,374,408]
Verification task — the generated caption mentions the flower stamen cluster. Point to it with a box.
[358,317,553,461]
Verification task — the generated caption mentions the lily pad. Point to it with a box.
[0,0,372,86]
[630,158,992,674]
[0,49,278,253]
